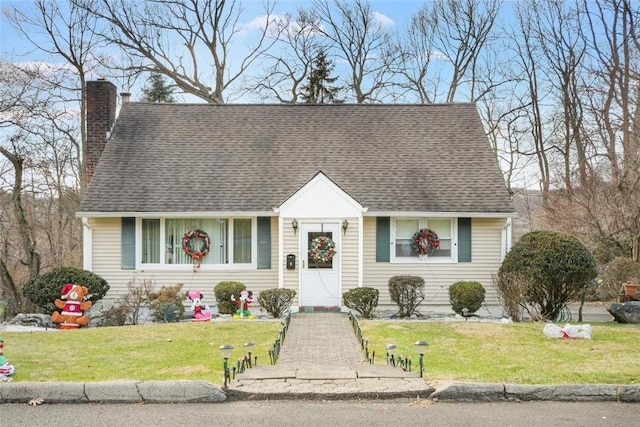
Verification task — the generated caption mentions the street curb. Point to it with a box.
[2,381,640,404]
[430,382,640,402]
[0,380,226,404]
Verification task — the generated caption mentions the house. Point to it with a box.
[78,79,516,314]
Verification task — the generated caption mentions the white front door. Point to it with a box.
[299,222,341,306]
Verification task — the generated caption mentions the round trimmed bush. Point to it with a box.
[388,275,425,318]
[449,281,485,316]
[257,288,296,318]
[497,230,597,321]
[214,281,247,315]
[342,287,379,318]
[22,267,109,314]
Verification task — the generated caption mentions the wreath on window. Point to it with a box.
[182,229,210,269]
[411,228,440,255]
[308,235,336,263]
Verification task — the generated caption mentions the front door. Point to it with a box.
[299,222,340,307]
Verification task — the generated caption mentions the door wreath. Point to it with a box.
[309,235,336,263]
[411,228,440,255]
[182,229,210,270]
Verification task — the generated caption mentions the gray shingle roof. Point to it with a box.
[79,103,514,214]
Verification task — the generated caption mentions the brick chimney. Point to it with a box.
[86,79,117,185]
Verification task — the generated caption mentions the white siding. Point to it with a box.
[89,217,278,303]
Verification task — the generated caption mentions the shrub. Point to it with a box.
[493,273,527,322]
[448,281,485,316]
[96,302,131,327]
[257,288,297,318]
[22,267,109,314]
[342,287,379,318]
[598,257,640,299]
[388,275,425,318]
[94,275,154,326]
[497,230,597,321]
[147,283,187,322]
[214,281,246,315]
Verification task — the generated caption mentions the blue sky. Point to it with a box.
[1,0,428,59]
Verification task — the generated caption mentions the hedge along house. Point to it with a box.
[78,79,516,314]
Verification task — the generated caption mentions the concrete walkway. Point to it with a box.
[226,312,434,400]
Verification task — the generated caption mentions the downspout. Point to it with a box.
[82,217,92,270]
[358,215,364,287]
[501,218,512,261]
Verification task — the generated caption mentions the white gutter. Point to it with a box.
[364,211,517,218]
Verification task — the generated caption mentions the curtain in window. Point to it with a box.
[233,219,252,263]
[141,219,160,263]
[166,219,229,265]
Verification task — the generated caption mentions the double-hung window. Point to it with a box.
[139,218,254,267]
[392,218,454,262]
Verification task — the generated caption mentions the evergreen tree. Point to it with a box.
[301,49,343,103]
[141,73,176,103]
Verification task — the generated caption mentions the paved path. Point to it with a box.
[226,312,433,400]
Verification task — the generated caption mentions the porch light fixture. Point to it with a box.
[219,344,233,387]
[292,219,298,235]
[342,219,349,235]
[414,340,429,378]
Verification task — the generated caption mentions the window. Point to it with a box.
[392,218,454,262]
[307,231,334,269]
[139,218,254,267]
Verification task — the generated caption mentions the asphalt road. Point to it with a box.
[1,399,638,427]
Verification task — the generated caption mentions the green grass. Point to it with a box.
[360,320,640,385]
[1,321,281,384]
[2,320,639,386]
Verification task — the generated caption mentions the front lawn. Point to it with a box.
[361,320,640,385]
[2,319,639,386]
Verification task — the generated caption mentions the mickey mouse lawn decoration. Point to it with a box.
[188,290,212,321]
[231,290,254,319]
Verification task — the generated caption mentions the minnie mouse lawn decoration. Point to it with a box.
[188,290,212,321]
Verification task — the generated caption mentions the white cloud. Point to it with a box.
[429,50,449,61]
[245,14,275,31]
[374,12,394,27]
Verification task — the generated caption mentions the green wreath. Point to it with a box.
[411,228,440,255]
[308,235,336,263]
[182,229,210,265]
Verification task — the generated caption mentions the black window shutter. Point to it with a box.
[376,217,390,262]
[458,217,472,262]
[257,217,271,269]
[121,217,136,269]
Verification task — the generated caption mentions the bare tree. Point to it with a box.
[76,0,280,103]
[389,5,438,103]
[4,0,104,193]
[309,0,394,103]
[246,11,323,103]
[577,0,640,259]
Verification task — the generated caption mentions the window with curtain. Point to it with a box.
[141,219,160,264]
[393,218,453,261]
[140,218,253,266]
